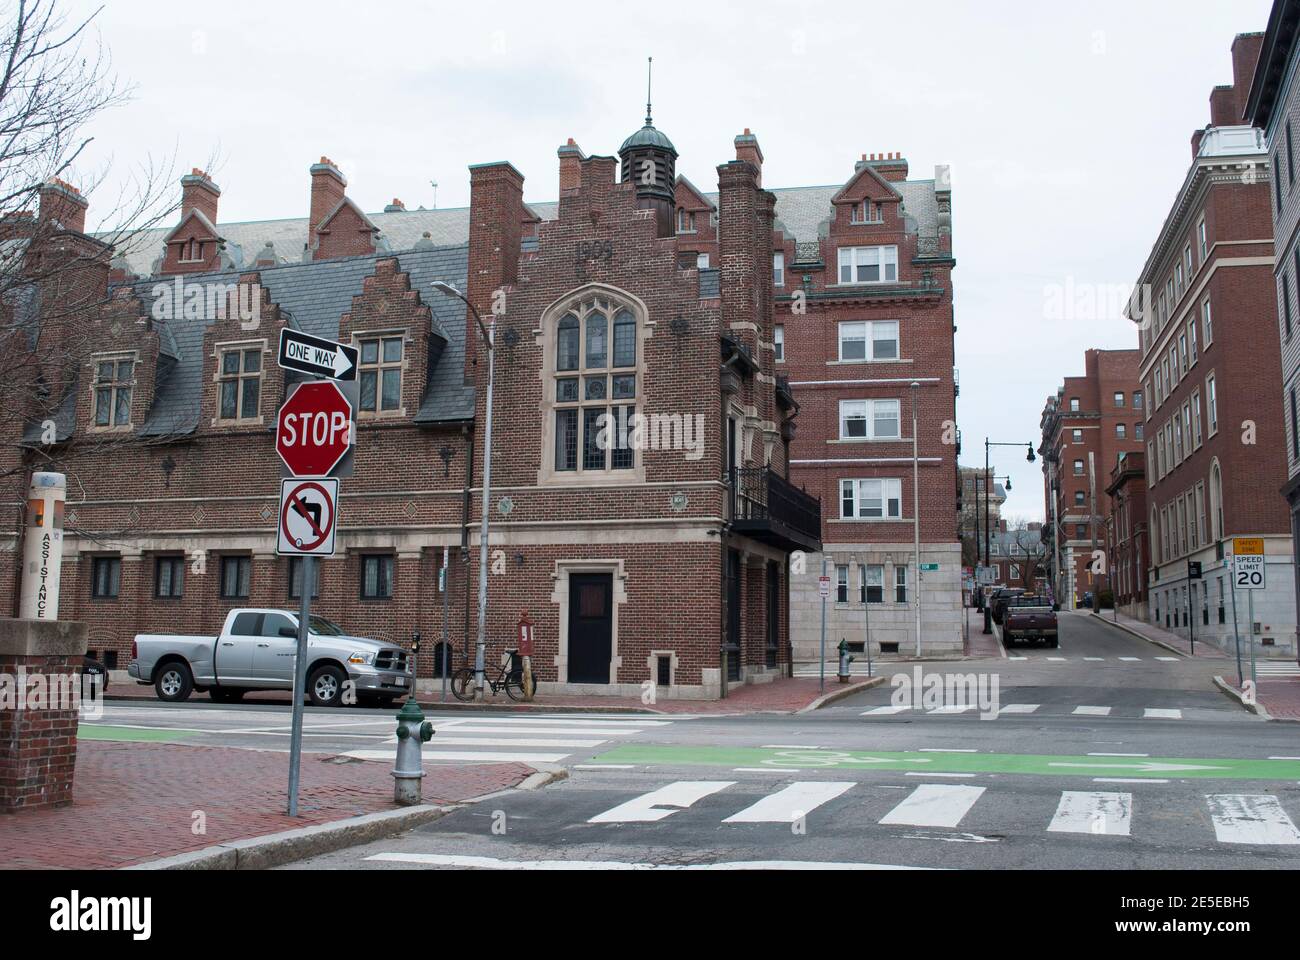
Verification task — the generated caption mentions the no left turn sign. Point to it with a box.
[277,478,339,557]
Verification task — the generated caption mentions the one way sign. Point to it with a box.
[277,328,359,381]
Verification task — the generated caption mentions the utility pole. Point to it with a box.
[911,382,922,658]
[1088,451,1099,613]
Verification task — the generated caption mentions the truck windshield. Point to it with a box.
[308,615,347,636]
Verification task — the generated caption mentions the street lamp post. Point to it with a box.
[983,439,1037,634]
[431,281,495,702]
[910,382,921,658]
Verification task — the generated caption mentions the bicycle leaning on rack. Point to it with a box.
[449,651,529,702]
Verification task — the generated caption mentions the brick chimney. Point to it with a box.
[465,161,525,378]
[558,139,585,196]
[384,198,406,212]
[180,168,220,224]
[1191,128,1207,159]
[310,157,348,237]
[1230,32,1265,119]
[38,179,88,234]
[734,128,764,186]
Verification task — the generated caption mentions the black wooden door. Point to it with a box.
[726,549,741,681]
[569,573,613,684]
[766,561,780,668]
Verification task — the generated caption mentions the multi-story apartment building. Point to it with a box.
[1039,349,1143,607]
[779,154,961,659]
[1246,0,1300,642]
[984,524,1046,591]
[1106,450,1150,619]
[958,465,1007,568]
[2,114,827,699]
[1131,32,1295,656]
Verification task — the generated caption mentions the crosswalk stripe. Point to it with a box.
[364,852,933,870]
[1207,795,1300,845]
[342,749,569,763]
[1083,657,1104,662]
[862,706,909,716]
[879,784,986,828]
[722,782,855,823]
[1156,657,1181,662]
[997,704,1040,714]
[588,781,735,823]
[1118,657,1141,662]
[1048,791,1132,836]
[1143,708,1183,720]
[929,705,975,714]
[1073,706,1111,716]
[451,725,643,736]
[423,736,606,748]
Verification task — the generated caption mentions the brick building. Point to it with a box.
[958,465,1007,569]
[1129,32,1295,656]
[1246,0,1300,643]
[778,155,962,659]
[1,113,829,699]
[1105,450,1150,619]
[1039,349,1143,607]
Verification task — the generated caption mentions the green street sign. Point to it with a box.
[921,563,940,572]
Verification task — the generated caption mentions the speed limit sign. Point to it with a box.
[1232,538,1265,591]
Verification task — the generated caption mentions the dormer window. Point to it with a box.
[850,201,883,224]
[179,238,205,263]
[217,343,263,421]
[838,245,898,284]
[676,209,695,234]
[92,354,135,429]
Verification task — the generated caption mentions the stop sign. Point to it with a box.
[276,381,353,476]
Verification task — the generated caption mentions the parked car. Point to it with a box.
[129,609,413,707]
[991,587,1026,624]
[1002,594,1059,647]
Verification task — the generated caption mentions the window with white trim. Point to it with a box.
[696,252,710,269]
[1191,389,1202,448]
[773,324,784,362]
[551,295,639,474]
[837,245,898,284]
[840,478,903,519]
[1187,320,1198,366]
[1202,297,1213,346]
[773,251,785,287]
[839,399,900,440]
[1198,217,1208,260]
[861,564,885,603]
[358,334,404,414]
[676,209,695,233]
[895,564,908,603]
[217,345,262,421]
[837,320,899,361]
[850,200,883,224]
[835,564,849,603]
[1206,374,1218,435]
[92,354,135,428]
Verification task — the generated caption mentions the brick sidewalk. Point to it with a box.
[962,607,1004,658]
[107,675,857,715]
[1219,674,1300,721]
[0,740,531,869]
[1088,609,1228,658]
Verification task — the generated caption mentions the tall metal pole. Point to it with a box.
[1248,589,1257,690]
[911,382,922,658]
[1230,551,1243,686]
[287,555,315,817]
[818,554,827,693]
[441,545,450,702]
[473,312,496,701]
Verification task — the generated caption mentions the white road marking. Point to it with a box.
[1095,778,1168,784]
[734,768,803,773]
[1207,795,1300,845]
[574,764,635,770]
[862,706,910,716]
[1118,657,1141,662]
[1156,657,1181,662]
[919,748,978,753]
[342,749,568,763]
[761,745,823,750]
[449,725,642,737]
[1073,706,1112,716]
[905,772,977,778]
[997,704,1040,715]
[1046,657,1067,662]
[1083,657,1105,662]
[588,781,735,823]
[516,715,674,725]
[879,784,986,828]
[928,705,975,714]
[1008,656,1028,661]
[423,736,606,748]
[722,782,855,823]
[363,853,933,870]
[1089,753,1149,758]
[1048,791,1133,836]
[1143,708,1183,720]
[1269,756,1300,761]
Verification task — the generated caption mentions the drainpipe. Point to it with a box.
[461,423,474,659]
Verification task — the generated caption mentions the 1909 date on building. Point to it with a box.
[574,240,615,276]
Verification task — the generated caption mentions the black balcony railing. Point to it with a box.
[731,466,822,553]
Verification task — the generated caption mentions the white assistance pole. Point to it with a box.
[287,555,315,817]
[818,555,828,693]
[19,472,66,620]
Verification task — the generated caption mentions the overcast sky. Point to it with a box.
[65,0,1273,518]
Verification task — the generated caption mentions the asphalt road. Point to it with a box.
[93,612,1300,869]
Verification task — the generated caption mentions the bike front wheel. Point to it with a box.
[450,668,477,702]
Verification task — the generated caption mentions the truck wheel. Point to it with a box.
[155,661,193,702]
[307,665,346,707]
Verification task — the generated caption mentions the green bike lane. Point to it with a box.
[596,743,1300,780]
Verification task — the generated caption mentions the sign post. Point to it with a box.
[1187,560,1202,656]
[818,558,829,694]
[1233,538,1264,690]
[274,372,354,817]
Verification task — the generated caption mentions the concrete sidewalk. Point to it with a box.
[106,675,871,715]
[1089,609,1228,659]
[0,740,532,869]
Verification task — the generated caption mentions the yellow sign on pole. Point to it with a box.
[1233,538,1264,556]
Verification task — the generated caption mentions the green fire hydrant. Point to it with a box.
[393,699,434,805]
[837,638,855,684]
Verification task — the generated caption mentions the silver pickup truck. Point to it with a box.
[129,608,413,707]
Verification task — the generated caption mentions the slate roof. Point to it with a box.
[120,243,471,439]
[104,181,940,277]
